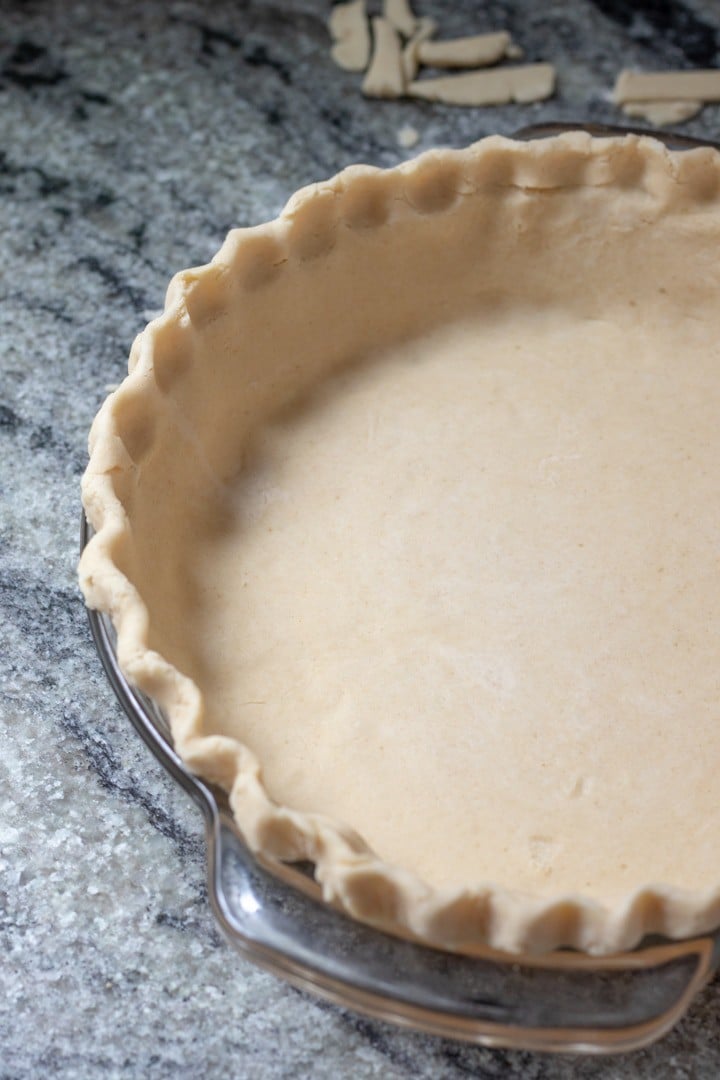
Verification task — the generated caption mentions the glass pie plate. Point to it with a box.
[80,124,720,1055]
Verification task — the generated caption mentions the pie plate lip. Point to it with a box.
[79,121,720,1049]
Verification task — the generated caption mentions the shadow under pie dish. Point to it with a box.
[80,131,720,958]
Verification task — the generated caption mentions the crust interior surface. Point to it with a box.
[80,134,720,956]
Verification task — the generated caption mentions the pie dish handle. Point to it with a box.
[81,509,720,1053]
[206,813,720,1054]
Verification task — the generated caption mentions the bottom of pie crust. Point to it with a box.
[175,304,720,905]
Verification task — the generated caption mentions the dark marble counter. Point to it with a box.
[3,1,720,1075]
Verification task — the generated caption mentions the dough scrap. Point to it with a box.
[329,0,371,72]
[396,123,419,148]
[408,63,555,106]
[362,16,405,99]
[622,99,703,125]
[383,0,417,39]
[614,69,720,104]
[417,31,512,69]
[402,16,437,84]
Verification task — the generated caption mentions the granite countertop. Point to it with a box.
[4,0,720,1075]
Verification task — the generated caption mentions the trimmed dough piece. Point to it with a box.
[329,0,371,73]
[402,17,438,84]
[614,69,720,104]
[363,17,405,99]
[622,100,703,125]
[417,31,513,69]
[408,63,555,106]
[383,0,417,39]
[397,123,419,148]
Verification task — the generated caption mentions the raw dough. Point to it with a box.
[190,311,720,902]
[622,100,703,125]
[396,123,419,148]
[417,31,513,69]
[614,69,720,103]
[408,63,555,106]
[383,0,417,39]
[402,16,437,84]
[362,16,405,98]
[329,0,371,72]
[81,134,720,955]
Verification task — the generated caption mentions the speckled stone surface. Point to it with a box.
[4,1,720,1076]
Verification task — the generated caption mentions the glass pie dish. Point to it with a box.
[81,511,720,1054]
[80,124,720,1053]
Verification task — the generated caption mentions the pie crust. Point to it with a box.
[80,133,720,956]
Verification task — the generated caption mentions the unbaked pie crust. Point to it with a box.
[80,133,720,955]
